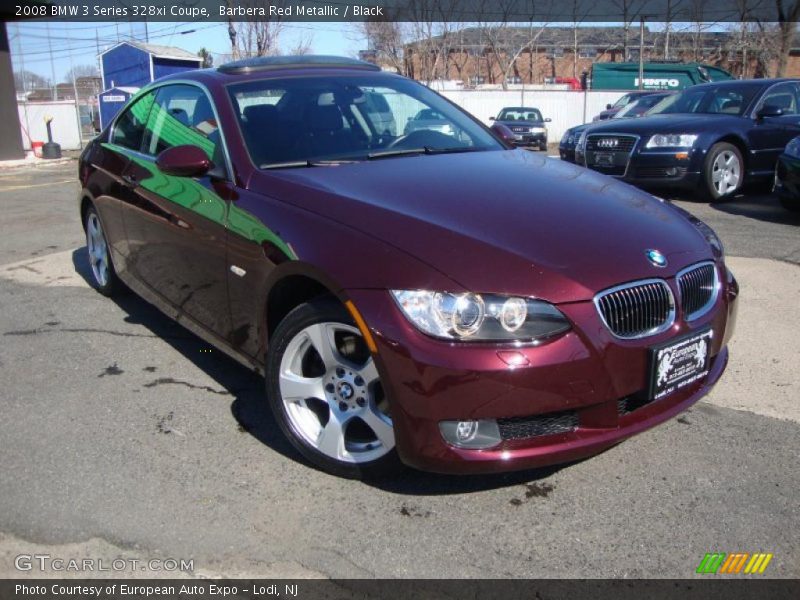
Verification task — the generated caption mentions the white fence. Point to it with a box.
[439,89,626,142]
[14,91,630,153]
[17,101,82,151]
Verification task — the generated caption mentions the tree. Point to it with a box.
[478,0,554,89]
[357,20,407,75]
[610,0,646,61]
[405,0,459,84]
[197,48,214,68]
[775,0,800,76]
[223,0,282,58]
[63,64,98,83]
[287,34,313,56]
[14,69,49,91]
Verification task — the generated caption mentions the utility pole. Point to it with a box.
[638,17,645,90]
[46,21,57,100]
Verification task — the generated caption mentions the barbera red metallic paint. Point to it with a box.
[78,56,737,476]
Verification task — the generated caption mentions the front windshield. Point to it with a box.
[647,84,760,116]
[228,75,503,168]
[612,94,633,109]
[498,107,542,121]
[614,94,669,118]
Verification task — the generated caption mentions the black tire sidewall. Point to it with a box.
[703,142,743,202]
[265,297,399,479]
[84,205,119,296]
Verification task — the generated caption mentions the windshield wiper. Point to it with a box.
[368,146,481,160]
[261,159,361,169]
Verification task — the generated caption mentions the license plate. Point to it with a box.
[648,329,712,401]
[594,152,614,166]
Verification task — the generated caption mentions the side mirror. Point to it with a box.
[156,145,213,178]
[756,105,784,119]
[490,123,516,145]
[545,117,552,122]
[489,116,496,120]
[606,103,612,110]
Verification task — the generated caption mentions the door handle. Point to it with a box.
[121,174,137,187]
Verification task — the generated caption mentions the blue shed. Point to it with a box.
[97,41,202,128]
[99,41,202,90]
[98,86,138,130]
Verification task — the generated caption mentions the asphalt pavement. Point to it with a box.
[0,160,797,579]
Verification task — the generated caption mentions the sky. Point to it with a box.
[8,20,362,84]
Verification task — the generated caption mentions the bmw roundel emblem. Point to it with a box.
[645,249,668,268]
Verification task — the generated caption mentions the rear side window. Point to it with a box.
[111,92,155,151]
[142,84,222,166]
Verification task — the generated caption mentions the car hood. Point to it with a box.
[586,113,743,134]
[496,120,546,127]
[251,150,712,303]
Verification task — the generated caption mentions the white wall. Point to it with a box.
[438,89,626,141]
[17,102,82,151]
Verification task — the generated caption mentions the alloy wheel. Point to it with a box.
[711,150,741,196]
[86,212,110,287]
[278,321,393,464]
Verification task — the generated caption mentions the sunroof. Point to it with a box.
[218,55,381,74]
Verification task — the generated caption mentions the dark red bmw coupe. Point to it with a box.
[78,56,738,477]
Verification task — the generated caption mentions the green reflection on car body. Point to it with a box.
[102,142,296,260]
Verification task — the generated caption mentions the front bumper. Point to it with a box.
[579,146,704,190]
[511,132,547,147]
[347,267,738,474]
[559,145,576,162]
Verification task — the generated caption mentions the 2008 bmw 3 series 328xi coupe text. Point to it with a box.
[78,56,738,477]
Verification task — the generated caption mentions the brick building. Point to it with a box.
[401,26,800,86]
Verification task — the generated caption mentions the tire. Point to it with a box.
[84,204,120,296]
[539,142,547,152]
[702,142,743,202]
[265,297,399,478]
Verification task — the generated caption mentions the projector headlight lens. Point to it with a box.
[391,290,570,342]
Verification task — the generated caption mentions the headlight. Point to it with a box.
[645,134,698,149]
[784,137,800,158]
[390,290,571,342]
[576,130,587,151]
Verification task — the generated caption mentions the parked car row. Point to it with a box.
[559,78,800,206]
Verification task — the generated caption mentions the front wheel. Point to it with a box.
[702,142,743,202]
[265,298,398,478]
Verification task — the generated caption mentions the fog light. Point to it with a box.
[675,151,689,160]
[439,419,502,449]
[665,167,678,176]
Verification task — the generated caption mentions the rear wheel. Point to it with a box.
[702,142,743,201]
[84,205,120,296]
[266,298,398,478]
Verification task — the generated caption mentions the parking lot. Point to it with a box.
[0,159,798,579]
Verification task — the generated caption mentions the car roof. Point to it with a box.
[500,107,541,111]
[689,78,798,90]
[216,55,380,75]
